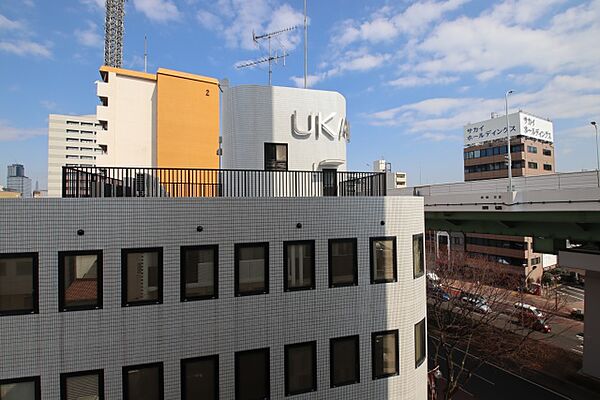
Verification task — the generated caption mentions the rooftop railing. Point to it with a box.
[62,166,386,198]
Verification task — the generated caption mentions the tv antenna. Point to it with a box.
[237,25,296,85]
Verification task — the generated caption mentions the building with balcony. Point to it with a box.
[48,114,103,197]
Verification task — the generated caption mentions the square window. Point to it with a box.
[235,243,268,296]
[61,370,104,400]
[372,330,399,379]
[235,348,270,400]
[284,241,315,291]
[181,356,218,400]
[59,251,102,311]
[123,363,163,400]
[329,239,358,288]
[414,319,426,368]
[412,234,425,279]
[121,248,162,306]
[264,143,288,171]
[370,237,397,284]
[543,164,552,171]
[0,253,38,316]
[285,341,317,396]
[0,376,40,400]
[181,246,218,301]
[330,335,360,388]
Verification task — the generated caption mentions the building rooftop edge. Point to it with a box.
[99,65,157,81]
[156,68,219,85]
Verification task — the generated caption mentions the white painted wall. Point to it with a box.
[95,72,156,167]
[222,85,347,171]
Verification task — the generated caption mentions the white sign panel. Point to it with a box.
[464,112,553,146]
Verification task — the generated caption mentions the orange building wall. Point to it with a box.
[156,68,219,170]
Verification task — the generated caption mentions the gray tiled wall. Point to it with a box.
[0,196,427,399]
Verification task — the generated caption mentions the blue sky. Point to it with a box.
[1,0,599,189]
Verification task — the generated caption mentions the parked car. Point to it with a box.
[460,293,491,314]
[570,308,584,321]
[514,302,551,333]
[429,286,451,302]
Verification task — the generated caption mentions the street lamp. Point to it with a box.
[592,121,599,171]
[505,90,514,191]
[592,122,599,188]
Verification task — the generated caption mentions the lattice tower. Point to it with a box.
[104,0,126,67]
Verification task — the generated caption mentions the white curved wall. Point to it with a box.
[222,85,347,171]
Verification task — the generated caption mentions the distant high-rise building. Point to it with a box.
[6,164,31,198]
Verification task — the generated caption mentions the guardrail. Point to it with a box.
[62,166,386,198]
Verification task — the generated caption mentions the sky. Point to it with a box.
[0,0,599,189]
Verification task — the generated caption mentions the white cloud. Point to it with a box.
[331,0,469,47]
[389,75,458,88]
[0,14,23,30]
[80,0,105,9]
[74,21,103,48]
[0,120,46,142]
[40,100,57,111]
[0,40,52,58]
[197,1,304,51]
[290,74,324,88]
[197,10,222,30]
[133,0,181,23]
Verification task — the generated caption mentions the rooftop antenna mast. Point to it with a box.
[303,0,307,88]
[237,26,296,85]
[144,34,147,72]
[104,0,126,68]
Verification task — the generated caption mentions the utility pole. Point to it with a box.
[505,90,514,191]
[304,0,308,88]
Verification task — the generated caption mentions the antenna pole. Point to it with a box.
[144,34,147,73]
[268,35,272,85]
[304,0,307,88]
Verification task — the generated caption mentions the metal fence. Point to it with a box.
[62,166,386,198]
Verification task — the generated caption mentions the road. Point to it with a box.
[557,283,585,302]
[428,336,600,400]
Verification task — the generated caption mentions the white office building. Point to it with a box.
[373,160,407,189]
[4,83,427,400]
[47,114,103,197]
[6,164,32,198]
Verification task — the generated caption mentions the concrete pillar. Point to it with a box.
[583,270,600,379]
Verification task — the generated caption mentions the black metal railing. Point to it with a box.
[62,166,387,198]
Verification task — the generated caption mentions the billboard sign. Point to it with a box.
[464,111,553,146]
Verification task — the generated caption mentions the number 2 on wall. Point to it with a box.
[206,89,210,96]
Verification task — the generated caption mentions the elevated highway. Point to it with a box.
[391,170,600,381]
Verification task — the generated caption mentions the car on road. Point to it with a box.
[570,308,584,321]
[429,286,451,302]
[514,303,551,333]
[459,293,491,314]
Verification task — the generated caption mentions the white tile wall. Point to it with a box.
[0,196,426,399]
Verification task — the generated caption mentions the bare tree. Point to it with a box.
[427,249,566,400]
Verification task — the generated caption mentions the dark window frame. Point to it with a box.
[122,362,164,400]
[330,335,360,388]
[414,319,426,368]
[235,348,270,400]
[543,164,552,171]
[528,161,538,169]
[412,234,425,279]
[58,250,103,312]
[180,245,218,302]
[234,242,269,297]
[284,341,317,396]
[371,330,399,380]
[543,148,552,156]
[0,376,41,400]
[328,238,358,288]
[60,369,104,400]
[0,252,39,316]
[369,237,398,284]
[181,355,219,400]
[283,240,316,292]
[264,142,288,171]
[121,247,163,307]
